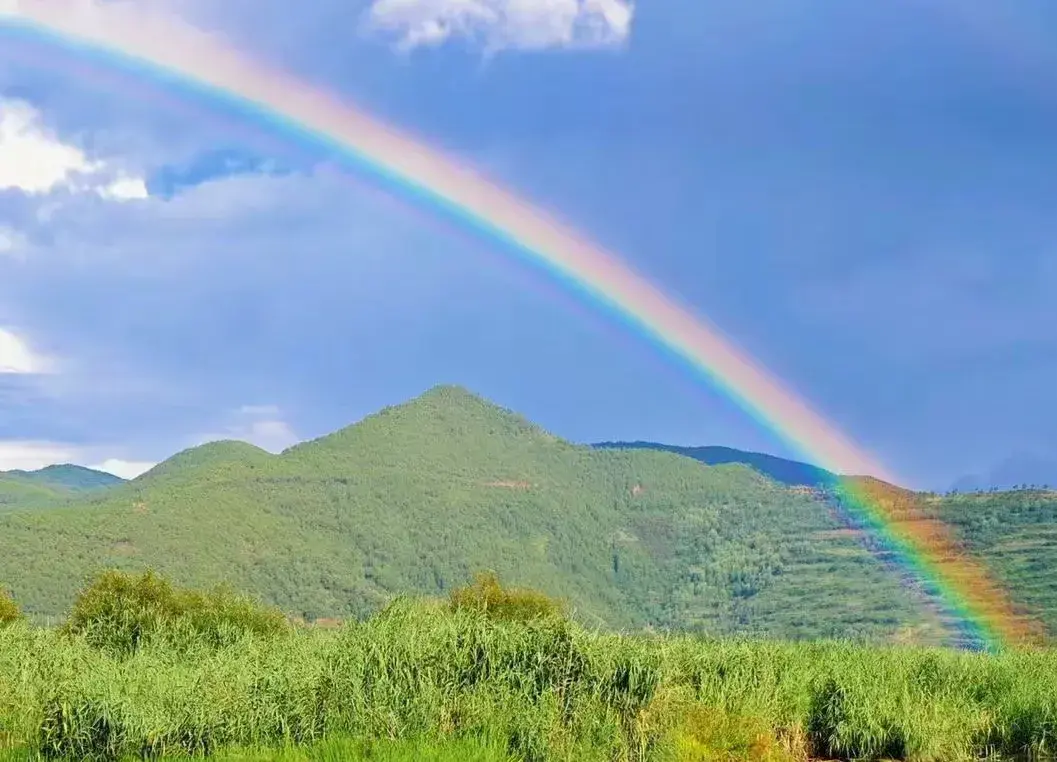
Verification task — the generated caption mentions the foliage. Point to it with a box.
[63,569,288,654]
[594,442,836,489]
[936,489,1057,637]
[449,571,566,623]
[0,588,21,627]
[0,573,1054,761]
[1,465,124,493]
[0,476,64,511]
[0,385,946,644]
[0,466,122,513]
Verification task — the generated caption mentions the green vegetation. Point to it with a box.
[0,590,21,627]
[63,570,288,654]
[449,571,567,623]
[0,572,1054,761]
[593,443,835,489]
[0,466,123,512]
[0,738,509,762]
[1,386,1055,645]
[0,477,64,510]
[0,386,942,644]
[2,465,125,493]
[937,489,1057,635]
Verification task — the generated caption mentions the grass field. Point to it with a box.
[1,572,1055,761]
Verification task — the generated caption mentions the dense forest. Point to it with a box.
[0,385,1054,647]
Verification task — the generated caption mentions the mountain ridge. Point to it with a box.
[593,441,838,488]
[2,463,126,490]
[0,385,1052,645]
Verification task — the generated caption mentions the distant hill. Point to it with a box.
[0,464,124,510]
[4,464,125,492]
[593,442,837,488]
[0,385,945,643]
[0,385,1052,646]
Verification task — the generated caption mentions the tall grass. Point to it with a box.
[0,590,20,628]
[0,573,1055,760]
[63,570,288,655]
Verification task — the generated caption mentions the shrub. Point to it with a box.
[0,587,22,626]
[449,571,566,623]
[64,569,289,654]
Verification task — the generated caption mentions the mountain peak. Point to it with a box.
[136,440,274,482]
[418,384,480,401]
[286,385,565,467]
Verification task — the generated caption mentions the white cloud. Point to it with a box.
[0,327,53,374]
[0,441,155,479]
[87,458,158,479]
[365,0,634,52]
[99,175,150,201]
[198,404,300,453]
[0,227,26,259]
[0,99,96,194]
[0,441,77,472]
[0,98,148,200]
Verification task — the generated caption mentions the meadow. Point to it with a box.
[1,572,1056,762]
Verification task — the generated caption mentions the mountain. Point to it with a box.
[4,464,126,492]
[0,474,64,508]
[0,464,124,510]
[593,442,837,488]
[0,385,1052,645]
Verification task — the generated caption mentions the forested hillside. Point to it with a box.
[0,386,943,642]
[936,489,1057,637]
[593,442,836,488]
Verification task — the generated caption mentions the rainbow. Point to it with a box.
[0,1,1042,650]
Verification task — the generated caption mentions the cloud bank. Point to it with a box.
[365,0,634,52]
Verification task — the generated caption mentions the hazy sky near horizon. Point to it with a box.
[2,0,1057,489]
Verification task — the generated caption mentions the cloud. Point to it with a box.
[364,0,634,52]
[0,98,148,200]
[0,99,94,194]
[87,458,158,479]
[99,175,150,201]
[0,328,53,374]
[0,440,156,478]
[197,404,300,453]
[0,227,25,259]
[0,441,77,472]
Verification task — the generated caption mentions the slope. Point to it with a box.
[0,474,64,509]
[594,442,836,488]
[0,386,943,642]
[0,465,124,513]
[935,489,1057,638]
[4,464,125,492]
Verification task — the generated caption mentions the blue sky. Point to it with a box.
[1,0,1057,489]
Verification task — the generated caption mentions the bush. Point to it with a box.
[0,587,22,626]
[449,571,566,623]
[64,569,289,654]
